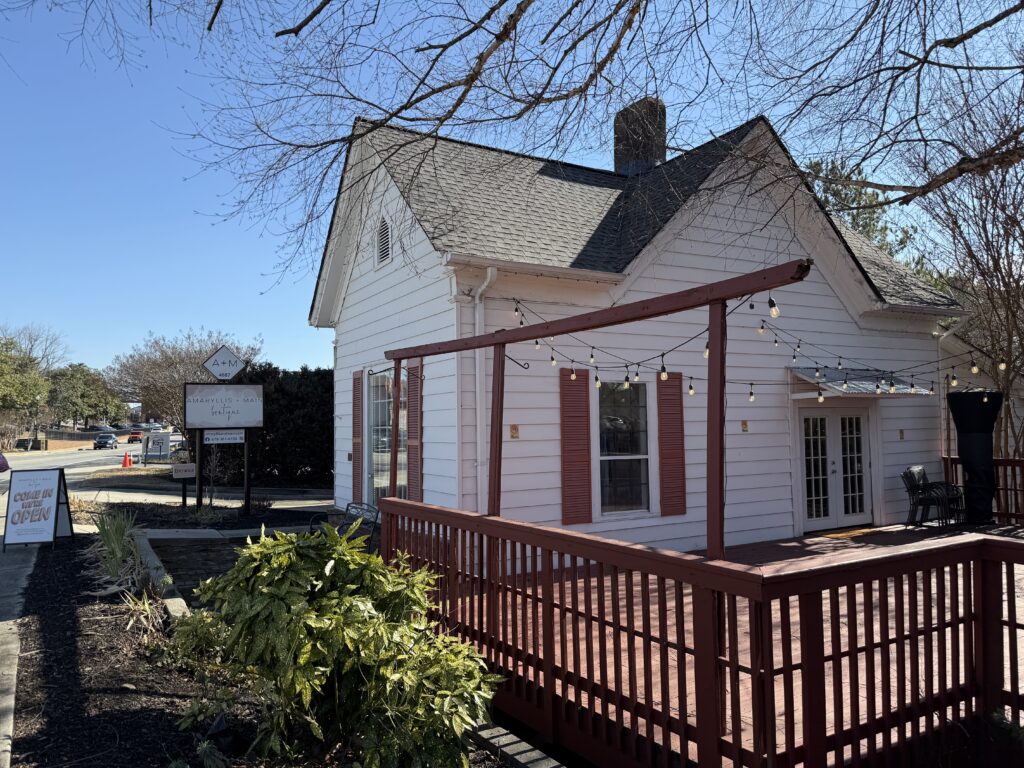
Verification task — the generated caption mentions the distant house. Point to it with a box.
[309,99,987,552]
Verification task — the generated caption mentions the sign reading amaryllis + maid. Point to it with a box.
[2,468,74,552]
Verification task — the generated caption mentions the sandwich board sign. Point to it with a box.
[203,345,245,381]
[2,468,73,551]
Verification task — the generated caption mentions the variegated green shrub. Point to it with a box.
[178,524,498,767]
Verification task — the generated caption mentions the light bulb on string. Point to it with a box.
[703,342,709,360]
[814,365,821,380]
[519,317,525,327]
[842,376,849,392]
[748,384,755,402]
[594,373,602,389]
[550,354,557,367]
[633,366,640,383]
[888,377,897,395]
[659,354,668,381]
[792,351,798,364]
[688,378,695,396]
[951,369,959,387]
[768,294,781,319]
[513,302,520,318]
[875,380,881,395]
[983,393,989,403]
[534,339,540,350]
[623,368,631,390]
[757,320,766,335]
[570,364,577,381]
[929,382,935,395]
[774,337,779,348]
[837,358,843,370]
[970,358,979,375]
[909,376,916,394]
[999,360,1008,371]
[796,340,801,353]
[817,388,825,403]
[749,301,755,310]
[589,348,595,364]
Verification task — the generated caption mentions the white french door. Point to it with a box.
[801,409,873,532]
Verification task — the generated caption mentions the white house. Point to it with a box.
[309,99,976,552]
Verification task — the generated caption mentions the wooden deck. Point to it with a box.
[382,501,1024,767]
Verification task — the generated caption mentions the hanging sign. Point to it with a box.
[3,468,74,551]
[203,345,246,381]
[184,383,264,428]
[204,429,245,445]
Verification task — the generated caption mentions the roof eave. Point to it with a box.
[862,301,962,318]
[445,252,625,284]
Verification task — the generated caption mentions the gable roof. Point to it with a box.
[318,116,958,315]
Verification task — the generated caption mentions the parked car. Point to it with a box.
[127,430,144,443]
[110,423,124,430]
[83,425,108,432]
[93,433,119,450]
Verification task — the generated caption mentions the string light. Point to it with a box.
[757,320,766,335]
[817,387,825,403]
[999,360,1008,371]
[513,302,520,318]
[703,342,709,359]
[570,364,577,381]
[633,366,640,383]
[983,393,990,403]
[534,339,540,350]
[909,376,916,394]
[951,369,959,387]
[623,368,631,389]
[589,348,595,364]
[792,350,798,364]
[594,373,602,389]
[875,380,881,395]
[970,358,979,374]
[659,354,668,381]
[550,353,557,367]
[774,337,779,348]
[688,378,695,396]
[748,384,755,402]
[842,375,849,392]
[888,375,897,395]
[814,365,821,380]
[749,301,755,310]
[768,294,781,318]
[929,382,935,395]
[519,317,525,327]
[837,358,843,370]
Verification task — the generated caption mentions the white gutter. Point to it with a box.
[473,267,498,514]
[446,251,623,284]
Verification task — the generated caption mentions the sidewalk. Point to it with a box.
[0,544,37,768]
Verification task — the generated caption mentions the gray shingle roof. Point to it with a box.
[831,220,960,310]
[354,118,959,310]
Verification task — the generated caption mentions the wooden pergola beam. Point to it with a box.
[384,259,812,360]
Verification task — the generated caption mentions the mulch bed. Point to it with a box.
[149,538,248,606]
[12,536,507,767]
[73,501,321,531]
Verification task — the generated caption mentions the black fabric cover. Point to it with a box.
[947,391,1002,523]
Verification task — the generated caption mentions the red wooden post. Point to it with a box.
[693,585,724,766]
[798,592,827,768]
[541,546,558,742]
[974,557,1004,719]
[707,300,727,559]
[389,358,402,498]
[488,343,506,516]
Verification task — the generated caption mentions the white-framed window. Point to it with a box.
[590,379,659,517]
[376,216,392,265]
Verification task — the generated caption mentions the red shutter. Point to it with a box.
[658,372,687,516]
[407,359,423,501]
[352,370,363,503]
[560,367,592,524]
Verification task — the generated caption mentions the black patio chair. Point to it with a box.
[308,502,381,549]
[901,465,965,526]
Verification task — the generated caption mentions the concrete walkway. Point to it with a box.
[0,543,37,768]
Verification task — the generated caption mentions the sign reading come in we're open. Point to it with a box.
[3,469,73,550]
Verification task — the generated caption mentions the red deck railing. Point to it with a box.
[943,456,1024,524]
[380,498,1024,767]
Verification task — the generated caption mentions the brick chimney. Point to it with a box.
[614,97,666,176]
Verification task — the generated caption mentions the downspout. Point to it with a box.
[473,267,498,514]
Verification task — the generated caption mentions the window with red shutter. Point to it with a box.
[352,370,364,503]
[560,367,592,524]
[657,372,687,515]
[407,359,423,501]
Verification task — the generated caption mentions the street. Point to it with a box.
[0,448,128,496]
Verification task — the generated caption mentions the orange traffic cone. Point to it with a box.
[122,451,133,468]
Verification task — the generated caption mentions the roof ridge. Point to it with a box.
[353,114,767,180]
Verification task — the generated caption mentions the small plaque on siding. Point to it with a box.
[509,424,520,439]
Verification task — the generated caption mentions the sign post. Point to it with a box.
[2,468,74,552]
[172,463,196,509]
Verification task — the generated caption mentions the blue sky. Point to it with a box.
[0,9,333,371]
